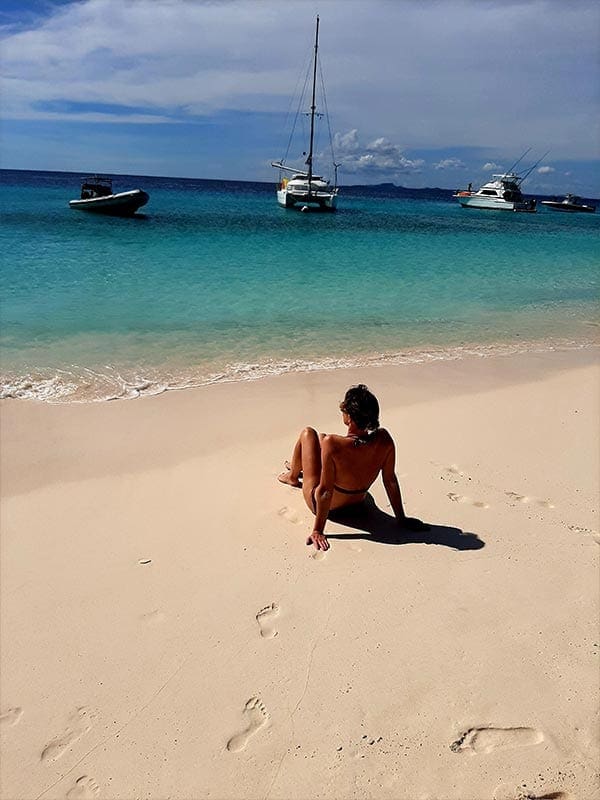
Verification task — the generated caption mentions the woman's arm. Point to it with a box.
[381,439,407,521]
[306,436,335,551]
[382,438,429,531]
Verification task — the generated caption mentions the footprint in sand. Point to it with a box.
[66,776,100,799]
[278,506,302,525]
[450,725,544,755]
[41,707,98,763]
[446,464,464,475]
[568,524,600,543]
[444,464,468,480]
[494,788,571,800]
[432,461,469,482]
[311,550,327,561]
[447,492,489,509]
[505,492,555,508]
[0,707,23,728]
[256,603,279,639]
[226,697,269,752]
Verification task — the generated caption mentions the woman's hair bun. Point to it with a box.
[341,384,380,431]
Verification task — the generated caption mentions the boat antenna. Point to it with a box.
[334,162,341,189]
[504,148,532,176]
[306,15,320,197]
[519,150,551,183]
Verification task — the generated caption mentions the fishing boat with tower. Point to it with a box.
[271,16,339,211]
[454,150,547,212]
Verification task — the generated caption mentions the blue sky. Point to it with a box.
[1,0,599,195]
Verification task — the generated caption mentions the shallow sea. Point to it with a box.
[1,169,598,402]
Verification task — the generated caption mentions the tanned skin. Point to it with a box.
[279,407,427,551]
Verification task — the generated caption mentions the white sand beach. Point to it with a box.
[1,347,598,800]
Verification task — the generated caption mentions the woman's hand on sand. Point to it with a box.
[307,531,330,551]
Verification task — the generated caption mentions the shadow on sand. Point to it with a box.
[326,494,485,551]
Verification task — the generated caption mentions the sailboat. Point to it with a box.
[271,16,339,211]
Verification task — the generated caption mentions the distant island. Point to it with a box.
[342,182,455,198]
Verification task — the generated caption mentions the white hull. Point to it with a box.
[69,189,149,216]
[458,195,525,211]
[276,187,337,210]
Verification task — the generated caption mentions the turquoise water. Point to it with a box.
[1,169,598,401]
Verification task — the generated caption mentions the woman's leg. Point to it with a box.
[278,427,322,512]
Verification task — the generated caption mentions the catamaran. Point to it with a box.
[271,16,339,211]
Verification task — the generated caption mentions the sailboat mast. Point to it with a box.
[307,15,319,192]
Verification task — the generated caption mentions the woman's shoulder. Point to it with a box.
[375,428,394,445]
[322,432,346,447]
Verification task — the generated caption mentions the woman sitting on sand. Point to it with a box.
[278,384,428,551]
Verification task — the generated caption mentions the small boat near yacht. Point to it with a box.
[540,194,596,213]
[69,176,149,216]
[271,16,339,211]
[454,150,546,213]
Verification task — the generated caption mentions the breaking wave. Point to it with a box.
[1,336,597,404]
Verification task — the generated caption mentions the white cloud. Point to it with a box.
[333,129,361,154]
[434,158,466,170]
[1,0,599,190]
[333,130,424,177]
[0,0,310,120]
[537,165,555,174]
[0,0,598,160]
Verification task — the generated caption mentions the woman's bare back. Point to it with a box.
[325,428,394,509]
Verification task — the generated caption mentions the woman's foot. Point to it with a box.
[278,470,302,488]
[284,460,302,476]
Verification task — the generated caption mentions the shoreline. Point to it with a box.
[1,333,598,404]
[1,346,598,799]
[2,345,599,500]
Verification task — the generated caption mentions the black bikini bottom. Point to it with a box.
[310,486,368,513]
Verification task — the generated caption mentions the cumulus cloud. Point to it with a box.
[333,129,424,178]
[537,165,555,174]
[434,158,466,170]
[333,129,361,154]
[482,162,503,171]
